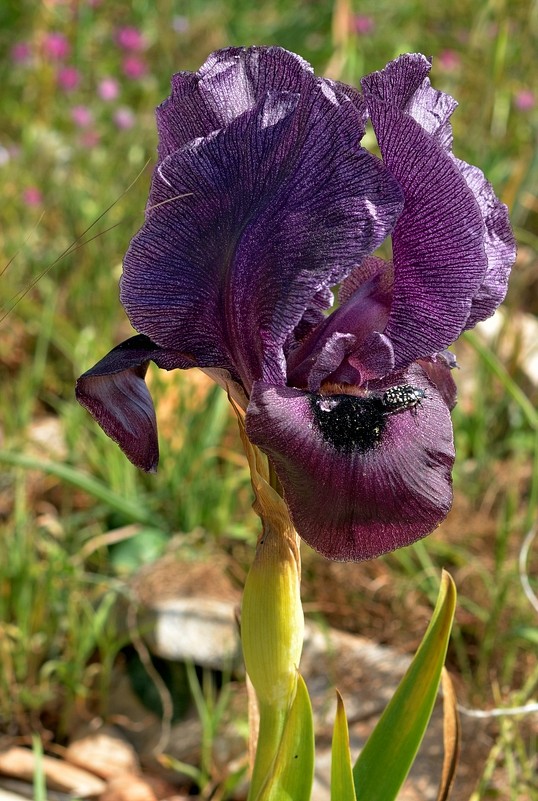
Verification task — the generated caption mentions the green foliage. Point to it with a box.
[0,511,123,736]
[353,572,456,800]
[31,735,47,801]
[159,662,248,798]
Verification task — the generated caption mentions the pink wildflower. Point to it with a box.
[113,107,135,129]
[515,89,535,112]
[116,26,146,51]
[57,66,80,91]
[97,77,120,101]
[122,55,147,80]
[353,15,375,35]
[11,42,32,64]
[23,187,43,206]
[43,32,70,60]
[438,49,461,72]
[71,105,93,127]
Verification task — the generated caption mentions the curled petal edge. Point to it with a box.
[75,335,195,472]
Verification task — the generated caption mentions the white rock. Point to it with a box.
[144,597,241,669]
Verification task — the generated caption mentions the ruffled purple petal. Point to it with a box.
[286,263,394,387]
[369,57,515,329]
[362,54,514,367]
[306,332,357,392]
[455,160,516,328]
[246,367,454,560]
[156,47,317,160]
[122,48,403,392]
[75,335,192,472]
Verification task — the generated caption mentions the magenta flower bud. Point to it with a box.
[57,66,80,92]
[98,77,120,101]
[122,55,147,80]
[43,32,70,60]
[116,26,145,51]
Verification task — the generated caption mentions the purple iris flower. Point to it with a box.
[76,47,515,560]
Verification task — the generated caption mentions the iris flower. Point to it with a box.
[76,47,515,560]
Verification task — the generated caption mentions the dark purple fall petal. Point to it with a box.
[75,335,192,472]
[121,47,403,391]
[362,53,515,367]
[246,368,454,560]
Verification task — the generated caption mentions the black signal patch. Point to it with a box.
[310,394,386,454]
[310,384,425,454]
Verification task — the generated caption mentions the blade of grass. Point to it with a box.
[464,330,538,430]
[0,450,156,525]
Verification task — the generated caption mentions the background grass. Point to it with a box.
[0,0,537,798]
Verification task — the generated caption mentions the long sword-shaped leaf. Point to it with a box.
[331,690,357,801]
[353,570,457,801]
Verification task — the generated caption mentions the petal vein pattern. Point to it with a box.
[362,53,515,367]
[121,60,403,392]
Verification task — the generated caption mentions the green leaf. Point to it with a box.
[513,625,538,645]
[331,691,357,801]
[353,570,457,801]
[108,527,168,573]
[256,674,315,801]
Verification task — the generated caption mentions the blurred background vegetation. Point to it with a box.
[0,0,537,798]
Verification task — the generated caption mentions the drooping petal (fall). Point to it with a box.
[75,335,193,472]
[246,367,454,560]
